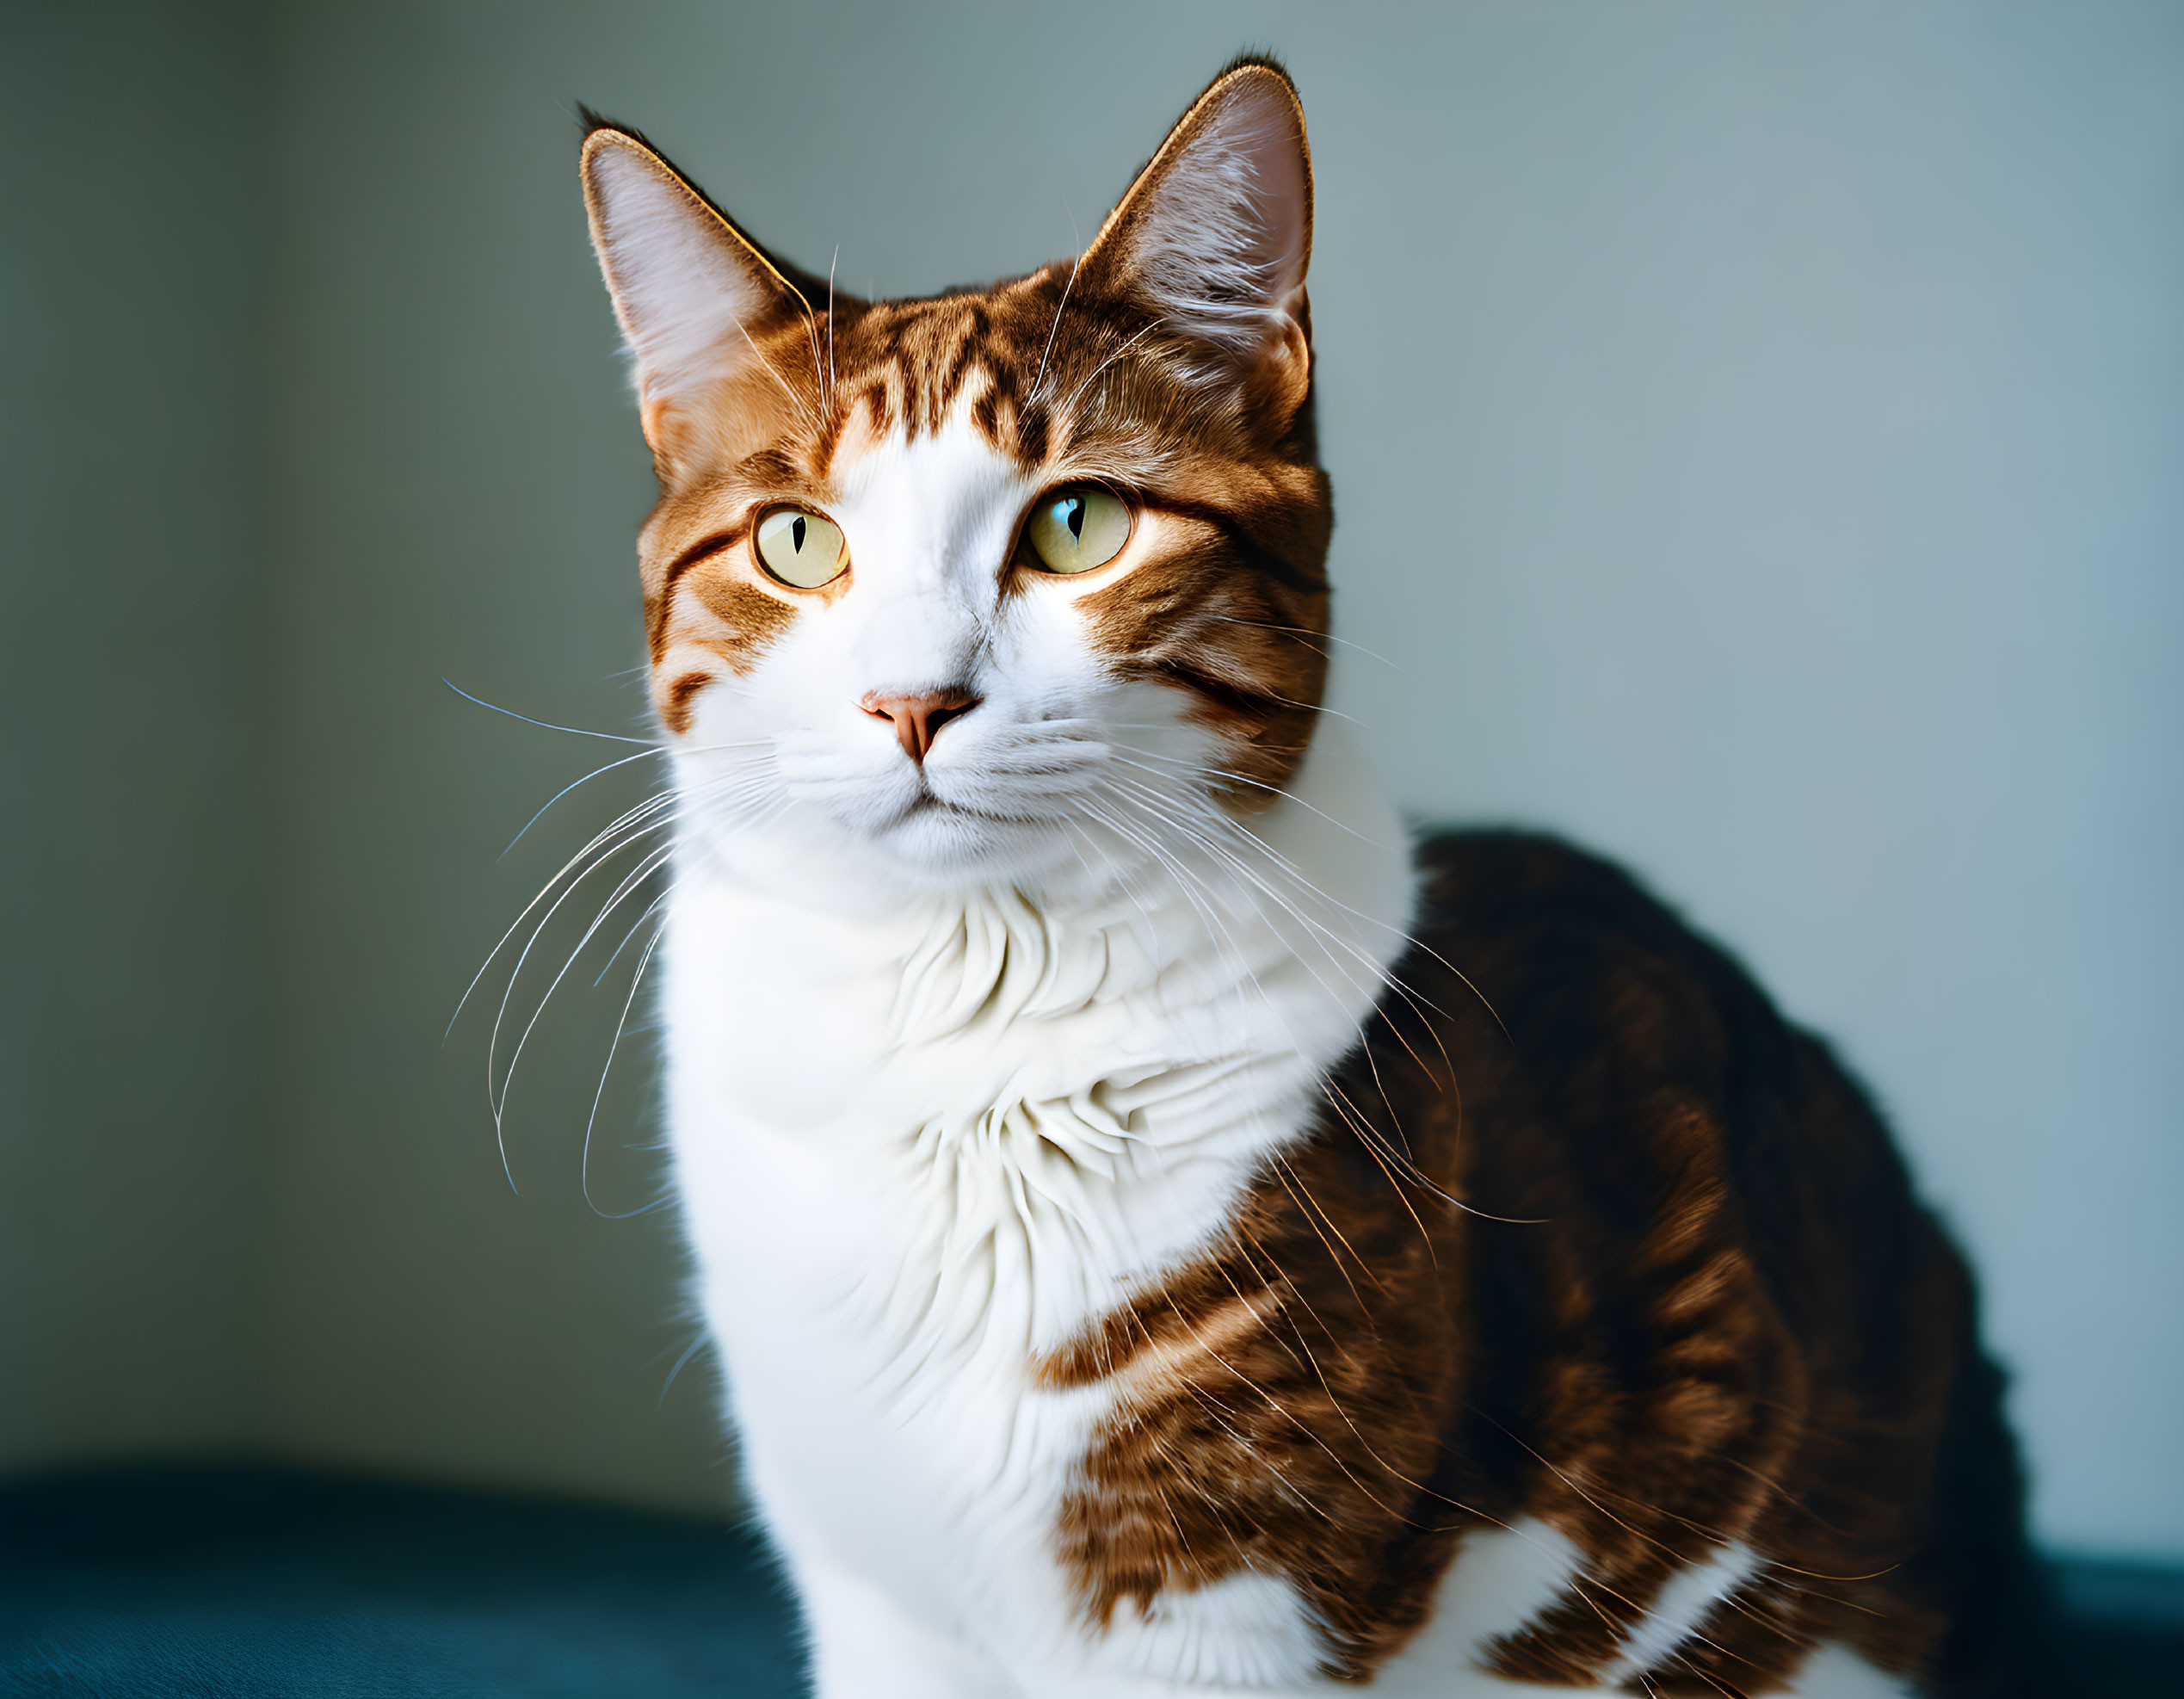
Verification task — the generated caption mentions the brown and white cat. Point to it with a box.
[576,56,2042,1699]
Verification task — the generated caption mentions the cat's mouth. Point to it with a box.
[896,788,1040,828]
[846,779,1083,886]
[872,773,1070,852]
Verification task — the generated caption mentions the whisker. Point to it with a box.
[492,837,676,1128]
[1091,765,1543,1225]
[453,785,682,1041]
[594,885,672,985]
[1108,748,1385,847]
[502,737,774,862]
[465,756,780,1192]
[1109,740,1513,1044]
[583,909,675,1220]
[1058,318,1168,418]
[498,745,665,860]
[1198,616,1403,674]
[442,677,651,744]
[1031,255,1081,405]
[733,301,823,435]
[657,1327,712,1406]
[473,807,674,1190]
[826,244,839,405]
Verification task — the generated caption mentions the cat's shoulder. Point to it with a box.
[1408,826,1762,1003]
[1412,826,1675,925]
[1397,825,1828,1109]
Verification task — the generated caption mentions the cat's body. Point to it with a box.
[577,58,2039,1697]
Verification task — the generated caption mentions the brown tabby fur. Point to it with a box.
[583,56,2039,1697]
[1041,832,2043,1693]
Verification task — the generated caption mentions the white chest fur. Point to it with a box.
[659,729,1416,1688]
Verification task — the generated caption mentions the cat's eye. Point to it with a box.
[1021,488,1132,577]
[754,506,848,589]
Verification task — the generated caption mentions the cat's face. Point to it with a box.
[583,61,1330,889]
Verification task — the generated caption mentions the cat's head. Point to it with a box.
[582,59,1331,892]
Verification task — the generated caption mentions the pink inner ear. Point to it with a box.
[1222,93,1310,305]
[583,133,806,417]
[1103,71,1315,355]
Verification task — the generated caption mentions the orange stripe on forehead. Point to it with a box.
[791,275,1085,469]
[799,264,1302,478]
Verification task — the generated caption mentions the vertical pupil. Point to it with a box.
[1065,497,1085,541]
[791,515,807,552]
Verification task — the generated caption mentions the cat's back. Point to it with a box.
[1401,825,1962,1365]
[1363,828,2050,1695]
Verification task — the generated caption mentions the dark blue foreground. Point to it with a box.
[1,1466,2175,1696]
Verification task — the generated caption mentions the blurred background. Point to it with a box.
[4,0,2179,1582]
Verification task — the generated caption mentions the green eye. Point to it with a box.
[754,506,848,588]
[1022,487,1132,576]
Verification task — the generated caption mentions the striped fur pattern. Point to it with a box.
[576,57,2040,1698]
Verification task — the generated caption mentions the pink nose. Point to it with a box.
[860,691,980,763]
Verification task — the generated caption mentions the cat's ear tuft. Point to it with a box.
[1083,58,1313,395]
[579,121,811,467]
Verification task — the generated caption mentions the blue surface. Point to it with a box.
[0,1467,803,1696]
[2,1466,2178,1696]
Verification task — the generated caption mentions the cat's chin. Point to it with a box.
[858,795,1084,892]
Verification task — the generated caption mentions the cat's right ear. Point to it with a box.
[579,120,813,474]
[1078,59,1315,421]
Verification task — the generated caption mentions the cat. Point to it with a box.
[574,54,2043,1699]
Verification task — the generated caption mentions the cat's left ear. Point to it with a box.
[579,116,817,474]
[1081,57,1313,411]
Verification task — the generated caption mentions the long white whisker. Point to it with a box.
[1058,318,1167,418]
[826,244,839,405]
[442,677,651,744]
[800,290,825,409]
[1080,792,1272,1043]
[456,750,777,1037]
[453,786,685,1043]
[594,885,673,986]
[482,766,768,1118]
[1077,795,1330,1179]
[475,809,675,1191]
[492,836,676,1128]
[657,1327,711,1405]
[1107,772,1471,1072]
[1031,256,1081,404]
[1199,614,1404,673]
[1100,769,1523,1218]
[1095,781,1473,1218]
[1101,741,1490,1034]
[583,910,675,1220]
[503,738,774,860]
[1107,776,1373,1018]
[731,308,821,434]
[499,746,666,859]
[1107,748,1383,848]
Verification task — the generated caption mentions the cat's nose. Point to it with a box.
[860,691,981,764]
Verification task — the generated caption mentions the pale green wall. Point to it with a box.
[4,0,2180,1560]
[1,2,274,1466]
[250,3,727,1514]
